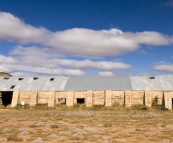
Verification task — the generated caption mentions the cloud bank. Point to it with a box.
[0,12,173,57]
[153,63,173,73]
[0,12,173,76]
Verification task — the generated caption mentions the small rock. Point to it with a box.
[102,136,110,140]
[73,133,84,140]
[28,129,34,133]
[97,124,104,127]
[93,135,100,139]
[18,127,26,133]
[162,139,170,143]
[0,137,7,142]
[2,127,13,133]
[30,137,43,143]
[59,131,71,136]
[84,127,97,133]
[128,128,136,132]
[48,134,58,139]
[20,130,29,136]
[145,131,155,137]
[51,125,59,128]
[30,125,37,128]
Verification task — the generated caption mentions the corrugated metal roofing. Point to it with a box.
[64,76,132,91]
[0,75,173,91]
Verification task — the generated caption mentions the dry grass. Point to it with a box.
[0,107,173,142]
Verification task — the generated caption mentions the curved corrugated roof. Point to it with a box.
[0,75,173,91]
[64,76,132,91]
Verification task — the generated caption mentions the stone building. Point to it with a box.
[0,75,173,109]
[0,72,12,77]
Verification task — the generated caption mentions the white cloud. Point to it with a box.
[152,64,173,73]
[0,12,51,44]
[0,64,86,76]
[0,54,18,64]
[98,71,115,76]
[10,46,131,70]
[136,73,154,76]
[0,12,173,57]
[0,45,131,76]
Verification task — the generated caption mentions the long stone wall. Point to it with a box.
[9,90,173,110]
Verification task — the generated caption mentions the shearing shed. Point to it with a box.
[0,75,173,109]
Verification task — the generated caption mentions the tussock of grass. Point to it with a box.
[34,103,48,109]
[0,105,6,109]
[152,105,168,111]
[131,104,148,110]
[7,132,22,142]
[15,103,30,109]
[91,105,105,110]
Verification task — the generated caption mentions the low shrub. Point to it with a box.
[0,104,6,109]
[34,103,48,109]
[91,105,105,110]
[7,132,22,142]
[15,103,30,109]
[152,105,168,111]
[131,104,148,110]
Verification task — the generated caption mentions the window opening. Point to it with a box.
[50,78,54,81]
[4,77,10,80]
[58,98,66,104]
[33,77,38,80]
[18,78,24,80]
[10,85,15,89]
[0,91,13,106]
[150,77,155,79]
[77,98,85,104]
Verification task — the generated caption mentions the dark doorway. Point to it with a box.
[1,92,13,106]
[77,98,85,104]
[172,98,173,109]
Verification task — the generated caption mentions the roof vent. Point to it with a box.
[33,77,38,80]
[18,78,24,80]
[10,85,15,89]
[50,78,54,81]
[150,77,155,79]
[4,77,10,80]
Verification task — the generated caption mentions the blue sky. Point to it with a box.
[0,0,173,76]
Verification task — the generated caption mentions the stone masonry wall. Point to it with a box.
[8,90,173,110]
[19,91,31,104]
[93,91,105,105]
[145,91,163,107]
[74,91,87,104]
[112,91,124,105]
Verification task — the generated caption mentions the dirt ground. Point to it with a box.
[0,108,173,143]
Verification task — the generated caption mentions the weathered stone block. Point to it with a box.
[48,92,55,107]
[38,92,49,104]
[55,92,68,104]
[11,91,19,107]
[19,91,31,104]
[111,91,124,105]
[131,91,144,105]
[105,90,112,106]
[30,91,38,107]
[164,92,173,110]
[145,91,163,107]
[93,91,105,105]
[125,91,131,107]
[74,91,87,104]
[66,91,74,106]
[86,90,93,107]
